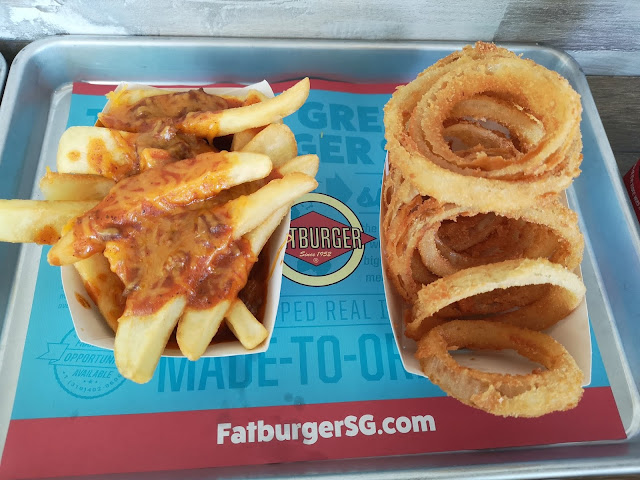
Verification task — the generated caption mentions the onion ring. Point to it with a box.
[382,165,584,300]
[381,165,439,300]
[384,42,583,211]
[416,320,584,417]
[449,94,545,152]
[416,198,584,278]
[406,258,586,340]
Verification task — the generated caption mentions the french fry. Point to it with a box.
[226,172,317,238]
[278,154,320,177]
[231,127,262,152]
[114,296,187,383]
[178,204,289,359]
[73,254,125,332]
[101,86,175,112]
[223,205,289,350]
[176,174,317,359]
[57,126,137,179]
[101,86,269,115]
[176,207,290,359]
[242,89,271,105]
[40,170,115,201]
[173,301,232,361]
[111,145,307,378]
[176,78,310,140]
[225,300,268,350]
[48,151,273,266]
[177,155,319,360]
[0,199,98,244]
[245,205,290,254]
[114,198,290,377]
[229,93,273,151]
[139,147,176,171]
[240,123,298,167]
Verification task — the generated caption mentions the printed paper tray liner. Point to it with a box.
[0,78,626,480]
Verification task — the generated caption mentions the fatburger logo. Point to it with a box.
[284,193,375,286]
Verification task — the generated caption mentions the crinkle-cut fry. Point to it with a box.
[57,126,138,180]
[240,123,298,167]
[0,199,98,244]
[176,78,310,140]
[226,172,318,239]
[39,170,115,201]
[47,151,273,266]
[277,154,320,178]
[225,300,269,350]
[176,184,311,360]
[114,295,187,384]
[73,254,125,332]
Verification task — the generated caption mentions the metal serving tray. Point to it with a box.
[0,36,639,479]
[0,52,6,99]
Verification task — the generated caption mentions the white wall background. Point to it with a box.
[1,0,640,75]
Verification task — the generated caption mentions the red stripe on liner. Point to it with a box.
[72,83,246,95]
[72,80,400,96]
[272,79,400,94]
[0,387,625,480]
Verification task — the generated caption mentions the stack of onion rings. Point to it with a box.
[381,42,586,417]
[384,42,583,211]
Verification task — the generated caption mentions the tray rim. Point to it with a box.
[0,51,6,97]
[0,35,639,479]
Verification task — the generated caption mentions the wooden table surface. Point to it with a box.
[588,76,640,178]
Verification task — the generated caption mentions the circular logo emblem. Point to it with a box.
[283,193,376,287]
[41,329,126,399]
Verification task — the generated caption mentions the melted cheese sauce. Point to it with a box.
[101,89,231,132]
[74,88,271,322]
[94,89,243,178]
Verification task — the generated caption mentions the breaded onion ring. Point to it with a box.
[384,42,583,211]
[406,258,586,340]
[449,94,545,152]
[416,198,584,278]
[381,165,439,300]
[381,165,584,301]
[417,320,584,417]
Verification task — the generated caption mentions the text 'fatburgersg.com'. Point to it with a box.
[217,414,436,446]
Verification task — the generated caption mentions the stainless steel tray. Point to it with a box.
[0,52,6,98]
[0,36,639,479]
